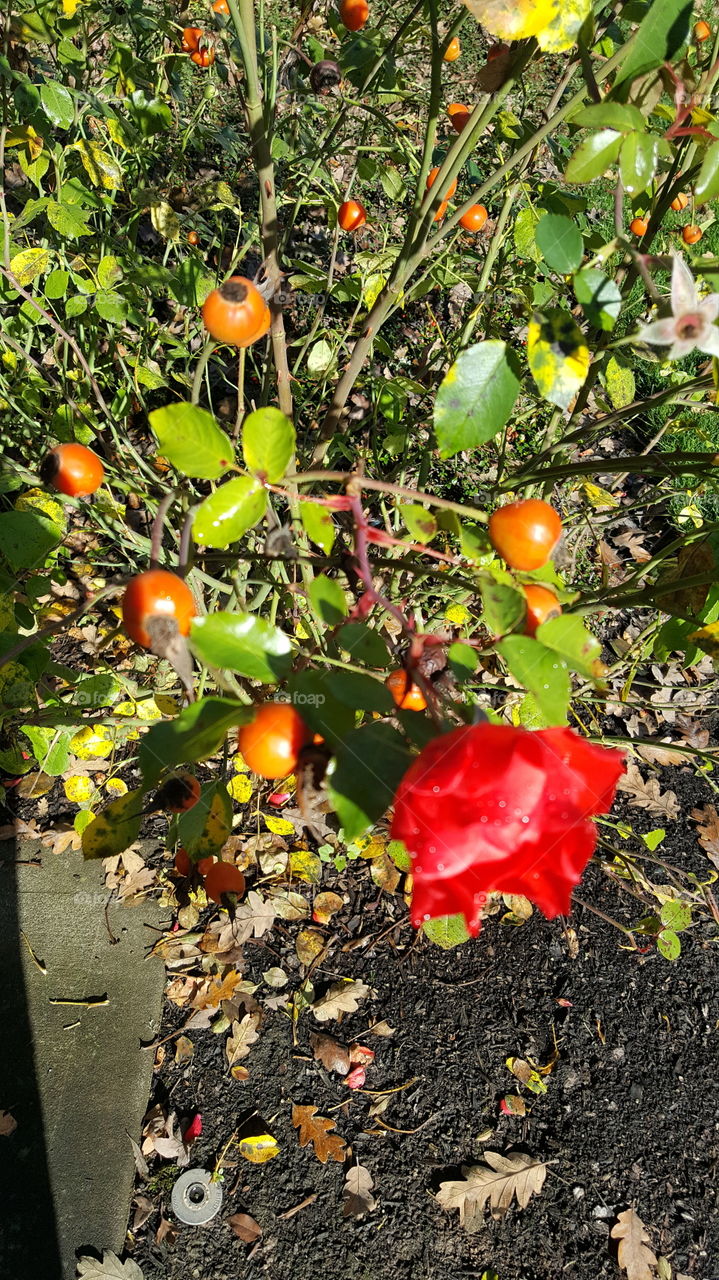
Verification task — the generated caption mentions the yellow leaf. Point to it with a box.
[69,140,122,190]
[64,775,94,805]
[62,0,81,15]
[150,199,180,242]
[15,487,66,529]
[228,773,253,803]
[444,602,471,625]
[688,620,719,656]
[582,481,619,510]
[312,891,344,924]
[10,247,52,287]
[233,752,250,773]
[105,777,128,796]
[265,814,296,837]
[238,1133,280,1164]
[528,309,590,411]
[71,726,114,759]
[289,848,322,882]
[462,0,590,52]
[296,927,326,965]
[6,124,43,158]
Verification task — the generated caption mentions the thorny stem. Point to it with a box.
[149,490,177,568]
[229,0,293,419]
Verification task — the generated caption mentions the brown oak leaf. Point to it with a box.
[691,804,719,868]
[611,1208,658,1280]
[291,1103,347,1164]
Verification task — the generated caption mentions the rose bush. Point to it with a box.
[392,724,625,934]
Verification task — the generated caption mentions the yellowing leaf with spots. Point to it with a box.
[582,482,619,510]
[150,199,180,243]
[688,621,719,657]
[70,726,114,759]
[462,0,590,52]
[227,773,253,803]
[289,848,322,883]
[312,891,344,924]
[15,487,66,529]
[69,140,122,190]
[105,777,128,796]
[238,1132,280,1164]
[527,309,590,411]
[10,247,52,286]
[82,789,143,859]
[177,784,232,859]
[64,775,94,805]
[233,752,250,773]
[296,927,326,965]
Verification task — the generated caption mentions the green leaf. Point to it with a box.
[528,308,590,411]
[338,622,389,667]
[94,290,127,325]
[401,504,438,542]
[169,256,215,307]
[513,206,542,263]
[380,164,405,200]
[149,402,233,480]
[192,476,267,548]
[173,781,233,858]
[20,725,70,776]
[40,80,74,128]
[659,899,692,932]
[82,790,143,860]
[657,928,680,961]
[479,577,525,636]
[422,913,471,949]
[619,131,658,195]
[535,212,583,275]
[242,407,295,483]
[573,268,622,331]
[306,339,335,378]
[497,636,571,725]
[574,102,646,132]
[44,268,69,299]
[126,89,172,137]
[536,613,603,679]
[288,670,355,747]
[326,670,394,714]
[565,129,622,183]
[309,574,348,625]
[434,340,521,459]
[65,295,87,319]
[695,138,719,204]
[139,696,250,789]
[97,255,123,289]
[190,612,293,682]
[300,502,335,554]
[614,0,692,87]
[327,722,412,842]
[0,510,62,570]
[448,641,479,680]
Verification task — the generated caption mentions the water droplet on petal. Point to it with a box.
[432,784,440,793]
[437,862,445,872]
[480,815,488,823]
[423,913,430,921]
[521,816,529,824]
[498,800,506,808]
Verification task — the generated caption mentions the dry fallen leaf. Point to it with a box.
[369,1020,396,1037]
[132,1195,154,1232]
[312,979,370,1023]
[617,765,679,822]
[226,1013,260,1074]
[0,1110,17,1137]
[343,1163,377,1219]
[155,1217,177,1246]
[436,1151,548,1231]
[691,804,719,868]
[292,1103,347,1164]
[174,1036,194,1065]
[228,1212,262,1243]
[76,1252,144,1279]
[310,1031,350,1076]
[611,1208,658,1280]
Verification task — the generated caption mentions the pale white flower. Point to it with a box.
[637,253,719,360]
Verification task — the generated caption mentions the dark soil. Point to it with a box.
[129,767,719,1280]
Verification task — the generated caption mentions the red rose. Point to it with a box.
[391,723,624,935]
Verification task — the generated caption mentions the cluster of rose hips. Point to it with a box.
[630,194,703,246]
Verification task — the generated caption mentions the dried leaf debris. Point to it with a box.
[611,1208,659,1280]
[343,1163,377,1219]
[436,1151,548,1232]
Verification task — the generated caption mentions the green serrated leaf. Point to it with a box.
[620,130,658,195]
[401,503,438,542]
[421,913,471,949]
[565,129,622,183]
[574,268,622,331]
[695,138,719,205]
[309,574,348,625]
[300,502,335,554]
[40,80,74,128]
[327,722,412,842]
[535,212,583,274]
[139,697,250,788]
[497,635,570,725]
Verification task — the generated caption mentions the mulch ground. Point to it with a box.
[128,774,719,1280]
